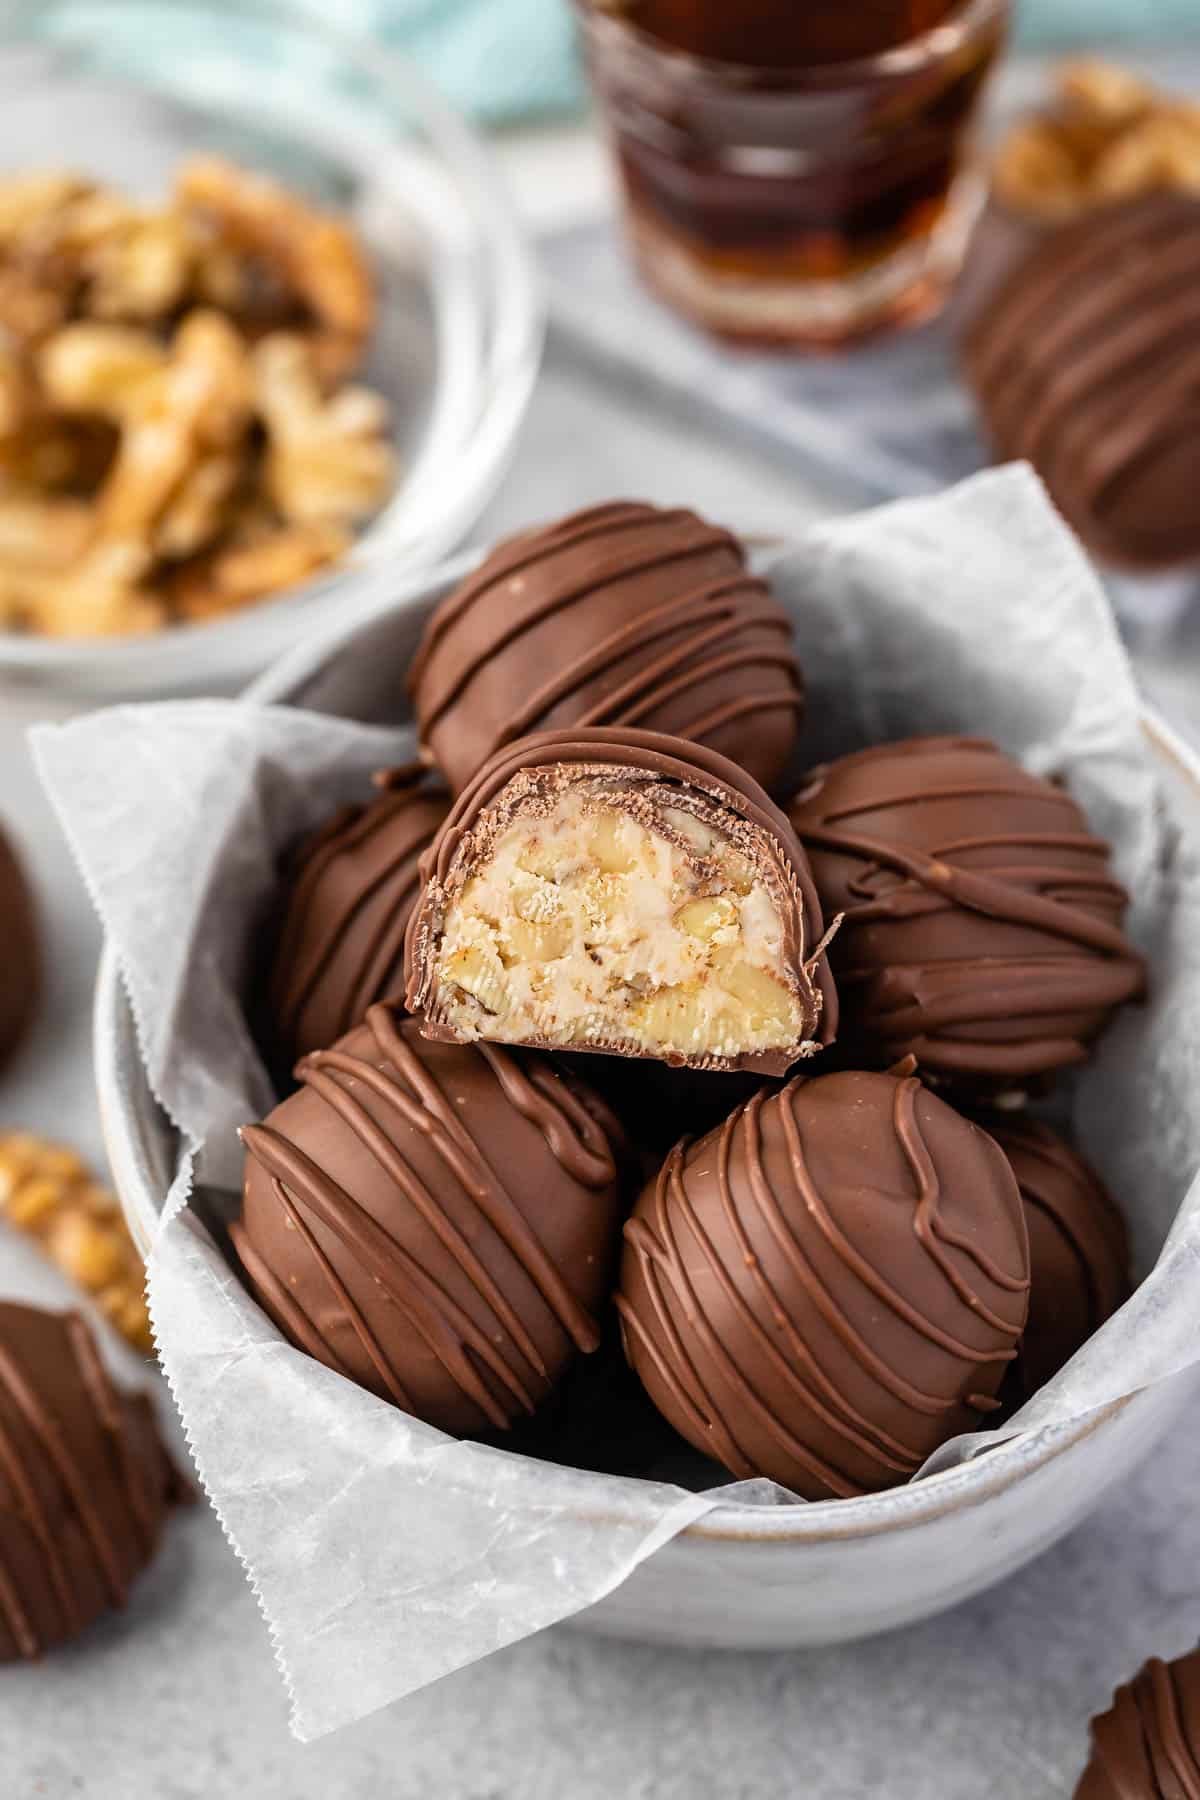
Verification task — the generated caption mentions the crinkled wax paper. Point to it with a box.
[32,467,1200,1738]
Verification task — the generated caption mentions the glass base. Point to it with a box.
[624,171,987,352]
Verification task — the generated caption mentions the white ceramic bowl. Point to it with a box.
[94,555,1200,1648]
[0,0,541,697]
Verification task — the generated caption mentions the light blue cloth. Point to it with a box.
[329,0,1200,124]
[302,0,584,123]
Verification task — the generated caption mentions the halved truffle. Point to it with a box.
[789,735,1145,1098]
[408,500,806,796]
[233,1005,627,1436]
[405,728,837,1075]
[617,1067,1030,1500]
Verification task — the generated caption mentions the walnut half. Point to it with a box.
[0,1133,153,1353]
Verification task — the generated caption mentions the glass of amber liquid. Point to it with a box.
[574,0,1010,349]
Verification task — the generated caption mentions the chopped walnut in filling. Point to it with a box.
[431,781,807,1064]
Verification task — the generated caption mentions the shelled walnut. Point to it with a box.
[0,1133,153,1353]
[0,157,394,639]
[995,59,1200,221]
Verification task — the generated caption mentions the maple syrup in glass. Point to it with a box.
[574,0,1010,348]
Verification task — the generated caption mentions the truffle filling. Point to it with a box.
[431,781,806,1061]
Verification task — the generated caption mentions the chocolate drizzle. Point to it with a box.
[1076,1648,1200,1799]
[988,1117,1130,1400]
[0,1304,184,1662]
[267,767,448,1067]
[233,1006,626,1434]
[966,193,1200,570]
[616,1068,1029,1500]
[408,501,805,796]
[789,736,1145,1095]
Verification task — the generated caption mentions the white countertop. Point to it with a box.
[1,140,1199,1796]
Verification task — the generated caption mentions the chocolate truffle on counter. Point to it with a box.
[989,1117,1131,1400]
[0,822,39,1074]
[408,501,805,797]
[1075,1647,1200,1798]
[233,1005,627,1436]
[965,193,1200,571]
[0,1303,187,1661]
[789,736,1145,1098]
[405,727,837,1076]
[617,1068,1030,1500]
[266,768,449,1067]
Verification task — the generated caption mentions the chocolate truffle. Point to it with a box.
[233,1005,627,1436]
[0,1303,187,1661]
[408,501,805,797]
[789,736,1145,1097]
[266,768,448,1066]
[1076,1647,1200,1798]
[0,821,39,1074]
[965,193,1200,570]
[989,1117,1131,1399]
[617,1068,1030,1499]
[405,727,837,1076]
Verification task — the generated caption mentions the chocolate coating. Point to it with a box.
[266,768,448,1067]
[0,822,39,1074]
[617,1069,1030,1499]
[572,1052,773,1159]
[789,736,1145,1097]
[0,1303,186,1661]
[1076,1647,1200,1799]
[989,1118,1131,1400]
[408,501,805,797]
[233,1005,627,1436]
[966,193,1200,570]
[405,726,838,1075]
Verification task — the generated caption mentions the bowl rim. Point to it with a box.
[0,0,544,678]
[92,550,1199,1547]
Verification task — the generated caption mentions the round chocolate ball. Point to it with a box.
[789,735,1145,1098]
[966,193,1200,571]
[617,1067,1030,1500]
[0,822,39,1075]
[266,769,448,1067]
[408,501,805,797]
[1076,1647,1200,1798]
[0,1303,186,1661]
[989,1117,1130,1400]
[233,1005,628,1436]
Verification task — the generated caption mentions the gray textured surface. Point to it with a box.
[1,342,1198,1797]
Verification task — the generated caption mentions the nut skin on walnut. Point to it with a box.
[264,767,449,1070]
[0,822,39,1074]
[408,501,806,799]
[0,159,392,637]
[1075,1647,1200,1799]
[789,735,1145,1100]
[0,1303,188,1661]
[232,1006,628,1436]
[617,1069,1030,1500]
[0,1135,153,1354]
[404,726,837,1076]
[993,59,1200,226]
